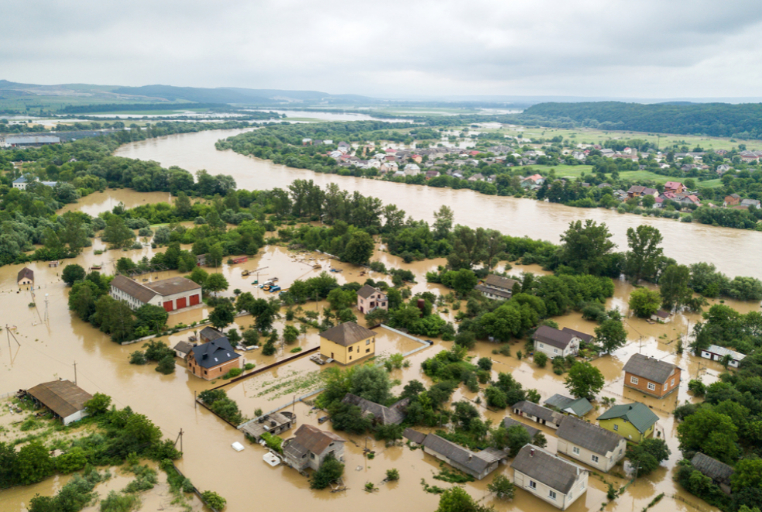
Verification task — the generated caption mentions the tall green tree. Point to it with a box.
[595,318,627,354]
[564,362,605,400]
[342,231,375,265]
[433,205,454,240]
[629,288,661,318]
[205,273,229,295]
[659,264,692,311]
[61,264,86,286]
[104,216,135,249]
[625,225,664,283]
[209,302,236,331]
[559,220,615,275]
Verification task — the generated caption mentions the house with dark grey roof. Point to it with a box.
[556,416,626,472]
[341,394,409,425]
[26,380,92,425]
[561,327,594,344]
[502,417,541,440]
[532,326,581,358]
[476,274,519,301]
[597,402,659,443]
[544,394,593,418]
[417,432,505,480]
[319,322,376,365]
[623,354,681,398]
[691,453,734,495]
[187,337,241,380]
[283,424,345,472]
[356,284,388,313]
[512,401,564,429]
[512,444,588,510]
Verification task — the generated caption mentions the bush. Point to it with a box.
[310,455,344,489]
[129,351,147,365]
[534,352,548,368]
[56,448,87,474]
[156,355,176,374]
[688,379,706,397]
[222,368,243,379]
[201,491,226,510]
[386,468,400,481]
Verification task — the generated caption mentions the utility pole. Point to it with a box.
[194,390,197,409]
[73,361,77,385]
[175,429,184,453]
[44,294,49,323]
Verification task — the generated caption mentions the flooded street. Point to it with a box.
[0,223,741,512]
[115,129,762,278]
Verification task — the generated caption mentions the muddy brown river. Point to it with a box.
[115,129,762,278]
[1,128,757,511]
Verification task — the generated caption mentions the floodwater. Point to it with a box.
[0,210,747,512]
[59,189,173,217]
[246,109,412,123]
[115,129,762,278]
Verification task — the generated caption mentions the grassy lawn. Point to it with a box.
[511,164,593,179]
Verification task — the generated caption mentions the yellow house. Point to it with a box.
[596,402,658,444]
[319,322,376,365]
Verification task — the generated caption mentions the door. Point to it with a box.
[190,294,200,306]
[176,297,187,309]
[163,300,174,312]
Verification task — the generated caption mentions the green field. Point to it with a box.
[484,125,753,151]
[508,165,724,188]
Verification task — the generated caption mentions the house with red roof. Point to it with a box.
[664,181,684,194]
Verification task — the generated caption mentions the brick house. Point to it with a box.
[623,354,681,398]
[187,337,241,380]
[663,181,684,194]
[356,284,388,313]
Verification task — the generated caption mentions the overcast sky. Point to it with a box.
[3,0,762,99]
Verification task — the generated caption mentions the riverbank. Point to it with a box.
[114,129,762,278]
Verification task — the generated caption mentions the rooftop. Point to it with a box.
[484,274,519,290]
[341,394,409,425]
[532,325,576,350]
[556,416,623,455]
[623,354,678,384]
[421,434,498,475]
[319,322,376,347]
[502,417,540,439]
[511,444,586,494]
[513,401,564,424]
[290,424,344,454]
[144,276,201,296]
[597,402,658,434]
[544,394,593,417]
[691,453,734,484]
[111,275,157,303]
[27,380,92,419]
[356,284,382,299]
[191,338,240,369]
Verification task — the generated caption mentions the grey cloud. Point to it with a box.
[2,0,762,98]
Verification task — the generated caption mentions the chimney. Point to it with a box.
[468,453,473,461]
[530,448,535,457]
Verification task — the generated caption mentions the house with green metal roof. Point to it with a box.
[596,402,658,443]
[544,394,593,418]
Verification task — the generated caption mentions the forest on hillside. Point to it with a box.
[519,102,762,139]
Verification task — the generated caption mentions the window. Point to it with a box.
[592,455,599,463]
[539,343,544,348]
[647,383,656,391]
[366,339,370,345]
[619,449,623,455]
[630,376,639,385]
[310,453,315,459]
[568,491,573,500]
[348,346,353,352]
[573,447,580,455]
[528,480,536,490]
[366,348,370,353]
[613,424,618,431]
[554,348,558,354]
[548,490,557,500]
[671,378,675,387]
[581,481,585,490]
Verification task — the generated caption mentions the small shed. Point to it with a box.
[26,380,92,425]
[173,341,195,360]
[650,309,673,323]
[200,326,225,343]
[17,267,34,286]
[699,345,745,368]
[691,453,734,495]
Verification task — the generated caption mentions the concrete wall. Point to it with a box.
[62,409,88,426]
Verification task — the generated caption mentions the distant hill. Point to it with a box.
[520,101,762,138]
[110,84,373,105]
